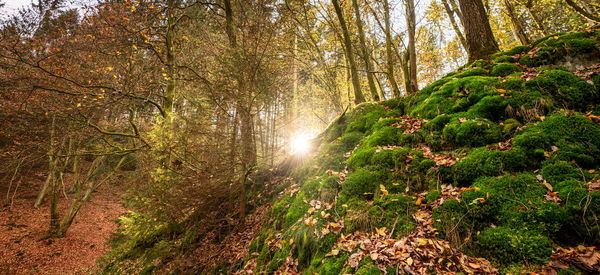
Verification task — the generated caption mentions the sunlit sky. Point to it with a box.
[3,0,31,12]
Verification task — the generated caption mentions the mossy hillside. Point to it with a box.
[246,31,600,274]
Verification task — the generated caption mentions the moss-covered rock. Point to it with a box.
[491,63,521,77]
[476,226,553,266]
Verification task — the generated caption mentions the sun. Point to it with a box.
[290,133,312,155]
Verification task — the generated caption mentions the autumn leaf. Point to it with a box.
[380,184,389,196]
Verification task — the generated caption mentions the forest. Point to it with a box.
[0,0,599,274]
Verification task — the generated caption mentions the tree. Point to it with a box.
[456,0,499,63]
[442,0,467,50]
[404,0,419,94]
[332,0,365,104]
[351,0,379,101]
[503,0,530,45]
[564,0,600,24]
[382,0,401,97]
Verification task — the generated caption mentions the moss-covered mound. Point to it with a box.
[244,31,600,274]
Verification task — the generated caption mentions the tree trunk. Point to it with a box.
[352,0,379,101]
[457,0,500,63]
[504,0,530,45]
[523,0,550,35]
[405,0,418,94]
[332,0,365,104]
[442,0,468,50]
[382,0,401,98]
[565,0,600,23]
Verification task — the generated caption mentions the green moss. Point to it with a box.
[362,126,399,148]
[266,243,291,273]
[501,118,521,136]
[500,77,525,91]
[293,225,319,268]
[442,118,503,147]
[284,192,309,228]
[541,161,583,184]
[513,112,600,167]
[301,178,322,200]
[371,118,401,132]
[452,148,528,186]
[355,262,380,275]
[341,168,380,198]
[426,190,441,203]
[491,63,521,77]
[347,147,377,169]
[319,254,349,275]
[520,32,599,67]
[525,70,597,110]
[496,45,530,57]
[345,104,388,134]
[476,226,553,266]
[270,195,292,230]
[340,131,364,151]
[410,76,499,119]
[371,150,395,170]
[467,96,509,121]
[370,194,417,238]
[432,199,470,241]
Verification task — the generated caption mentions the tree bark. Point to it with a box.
[504,0,530,45]
[352,0,379,101]
[404,0,418,94]
[457,0,500,63]
[380,0,400,97]
[332,0,365,104]
[442,0,468,50]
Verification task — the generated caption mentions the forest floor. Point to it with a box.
[0,173,126,274]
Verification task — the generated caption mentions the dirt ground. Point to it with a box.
[0,174,126,274]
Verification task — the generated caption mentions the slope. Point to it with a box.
[239,29,600,274]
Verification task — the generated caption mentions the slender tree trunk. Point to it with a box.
[523,0,550,35]
[352,0,379,101]
[565,0,600,23]
[405,0,418,94]
[47,116,59,235]
[457,0,500,63]
[442,0,468,50]
[383,0,401,97]
[332,0,365,104]
[504,0,530,45]
[164,0,176,118]
[227,107,238,225]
